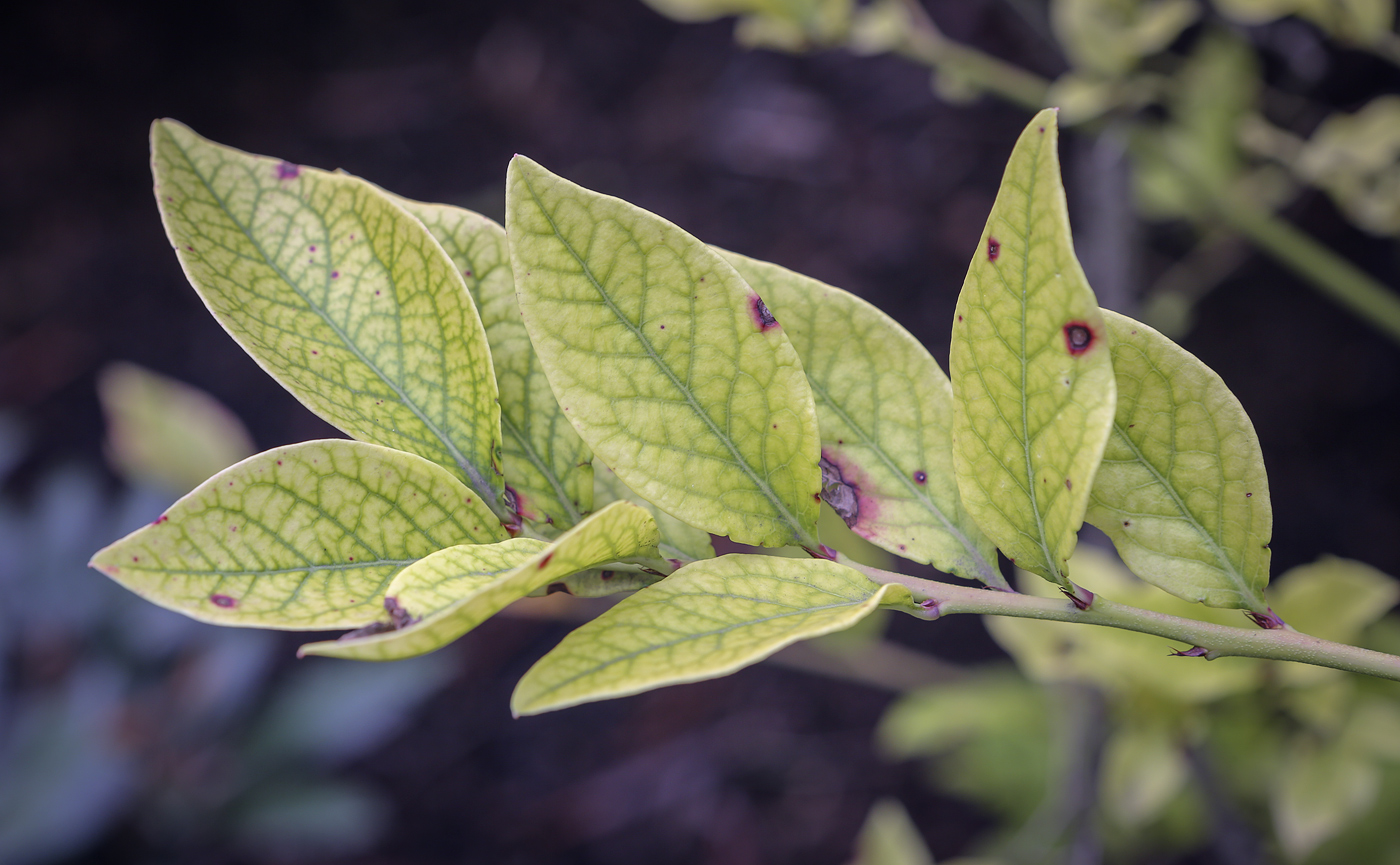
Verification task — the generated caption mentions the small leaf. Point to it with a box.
[721,249,999,583]
[150,120,506,516]
[1052,0,1200,76]
[949,109,1117,587]
[89,440,507,628]
[511,554,909,715]
[97,362,255,496]
[507,156,822,548]
[1085,310,1272,611]
[848,798,934,865]
[1099,723,1189,828]
[1271,556,1400,643]
[396,199,594,531]
[299,501,659,661]
[593,461,715,564]
[1271,738,1381,862]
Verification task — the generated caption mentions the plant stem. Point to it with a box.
[848,560,1400,682]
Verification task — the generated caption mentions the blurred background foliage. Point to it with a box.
[2,0,1399,862]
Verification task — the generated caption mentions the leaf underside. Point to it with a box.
[949,108,1117,586]
[506,156,822,548]
[721,249,999,583]
[151,120,505,512]
[511,554,910,716]
[1086,310,1272,610]
[89,440,507,629]
[299,500,660,660]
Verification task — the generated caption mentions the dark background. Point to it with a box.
[2,1,1398,862]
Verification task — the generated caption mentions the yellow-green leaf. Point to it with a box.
[511,554,910,715]
[395,199,594,531]
[1271,737,1380,862]
[593,461,715,564]
[97,361,255,496]
[848,798,934,865]
[1085,310,1272,611]
[299,501,659,661]
[949,109,1117,587]
[150,120,507,519]
[1052,0,1200,77]
[506,156,822,548]
[89,440,507,629]
[721,250,999,584]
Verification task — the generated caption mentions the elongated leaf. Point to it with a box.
[511,554,910,715]
[299,501,659,660]
[721,250,998,583]
[150,120,506,517]
[949,109,1116,586]
[1085,310,1272,610]
[396,199,593,531]
[506,156,822,548]
[593,461,715,564]
[89,440,507,628]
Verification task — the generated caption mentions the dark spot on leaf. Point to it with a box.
[210,594,236,608]
[1065,478,1072,490]
[1064,321,1094,355]
[987,237,1000,261]
[385,597,418,629]
[819,455,860,527]
[600,570,615,580]
[750,295,779,330]
[153,514,168,525]
[957,314,963,322]
[229,525,237,532]
[1123,520,1131,527]
[276,460,282,465]
[899,544,906,551]
[1038,126,1045,133]
[1245,492,1253,497]
[332,271,340,279]
[276,161,300,180]
[538,552,554,568]
[132,556,139,562]
[464,270,473,277]
[309,245,316,252]
[659,324,665,329]
[342,621,395,639]
[547,583,571,595]
[913,470,927,484]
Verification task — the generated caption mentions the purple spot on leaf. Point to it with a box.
[276,161,300,180]
[210,594,236,608]
[750,295,779,330]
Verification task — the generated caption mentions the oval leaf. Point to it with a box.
[299,500,660,661]
[506,156,822,548]
[150,120,506,517]
[511,554,911,715]
[721,250,999,584]
[396,198,593,532]
[89,440,507,629]
[1085,310,1272,610]
[949,109,1116,586]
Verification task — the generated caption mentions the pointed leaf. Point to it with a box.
[299,500,660,660]
[89,440,507,629]
[721,250,999,583]
[150,120,505,515]
[511,554,910,715]
[1085,310,1272,610]
[849,798,935,865]
[396,199,593,531]
[506,156,822,548]
[949,109,1116,586]
[593,461,715,564]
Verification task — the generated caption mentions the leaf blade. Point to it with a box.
[150,120,505,515]
[721,250,999,583]
[299,500,660,661]
[511,554,909,715]
[89,440,507,629]
[506,156,822,548]
[949,109,1117,586]
[1085,310,1272,610]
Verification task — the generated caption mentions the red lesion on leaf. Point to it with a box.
[275,161,300,180]
[538,552,554,569]
[210,594,237,608]
[152,514,168,525]
[819,450,881,537]
[1063,321,1095,356]
[750,295,779,331]
[987,237,1000,261]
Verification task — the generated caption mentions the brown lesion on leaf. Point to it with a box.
[338,596,421,640]
[819,454,859,528]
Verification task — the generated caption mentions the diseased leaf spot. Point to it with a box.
[538,551,554,568]
[1063,322,1094,355]
[547,582,570,595]
[153,514,168,525]
[308,245,317,252]
[1123,520,1131,527]
[987,237,1000,261]
[210,594,237,608]
[913,470,927,484]
[600,570,615,580]
[750,295,779,330]
[275,161,300,180]
[819,454,860,527]
[1065,478,1072,490]
[331,271,340,279]
[1246,492,1253,497]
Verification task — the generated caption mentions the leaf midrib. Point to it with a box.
[166,129,505,518]
[517,168,814,548]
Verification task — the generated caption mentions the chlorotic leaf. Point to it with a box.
[1272,738,1381,863]
[298,500,660,661]
[593,461,715,564]
[510,554,911,715]
[1085,310,1272,610]
[949,109,1116,587]
[849,798,935,865]
[721,250,999,583]
[507,156,821,548]
[89,440,507,629]
[97,361,255,496]
[395,198,593,532]
[150,120,507,518]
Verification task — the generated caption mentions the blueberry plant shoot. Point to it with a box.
[92,109,1400,721]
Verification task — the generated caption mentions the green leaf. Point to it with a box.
[506,156,822,548]
[511,554,909,715]
[593,461,715,564]
[299,500,660,661]
[1271,556,1400,644]
[97,361,255,496]
[395,199,594,531]
[1296,96,1400,236]
[949,108,1117,587]
[1098,722,1189,829]
[1271,738,1381,862]
[89,440,507,629]
[1052,0,1200,77]
[848,798,934,865]
[150,120,506,518]
[1085,310,1272,611]
[721,249,999,584]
